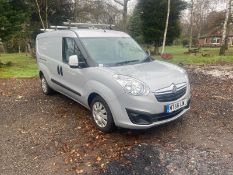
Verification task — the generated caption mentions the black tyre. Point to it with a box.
[90,96,116,133]
[40,75,53,95]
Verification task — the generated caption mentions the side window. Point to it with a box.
[62,38,85,63]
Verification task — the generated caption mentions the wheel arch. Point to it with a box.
[39,71,44,79]
[88,92,100,107]
[86,81,118,108]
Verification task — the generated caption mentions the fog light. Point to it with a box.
[130,113,140,117]
[127,109,152,125]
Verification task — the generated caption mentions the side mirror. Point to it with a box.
[68,55,79,68]
[146,50,151,56]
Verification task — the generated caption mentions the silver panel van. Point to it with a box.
[36,28,191,132]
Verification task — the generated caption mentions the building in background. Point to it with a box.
[198,29,233,47]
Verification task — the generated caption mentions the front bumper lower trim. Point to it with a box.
[126,100,191,125]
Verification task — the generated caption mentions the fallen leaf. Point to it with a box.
[97,156,102,161]
[17,95,23,99]
[54,141,58,147]
[101,163,105,168]
[70,149,75,154]
[76,169,84,174]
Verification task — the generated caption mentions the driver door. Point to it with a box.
[59,37,87,103]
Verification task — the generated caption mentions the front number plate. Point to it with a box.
[165,99,187,113]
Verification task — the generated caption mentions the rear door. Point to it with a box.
[37,35,64,92]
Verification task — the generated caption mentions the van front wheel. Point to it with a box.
[91,96,116,133]
[40,75,53,95]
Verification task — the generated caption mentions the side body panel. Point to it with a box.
[36,31,77,92]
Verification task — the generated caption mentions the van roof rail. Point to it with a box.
[40,29,56,32]
[39,22,115,32]
[63,22,115,30]
[40,26,78,32]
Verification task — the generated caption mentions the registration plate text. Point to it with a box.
[165,99,187,113]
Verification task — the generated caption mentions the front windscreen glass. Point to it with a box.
[80,37,149,66]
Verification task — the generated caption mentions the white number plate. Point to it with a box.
[165,99,187,113]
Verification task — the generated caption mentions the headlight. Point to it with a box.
[184,72,189,81]
[184,71,190,90]
[113,74,150,96]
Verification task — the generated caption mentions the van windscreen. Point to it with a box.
[80,37,147,66]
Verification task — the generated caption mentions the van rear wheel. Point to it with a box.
[91,96,116,133]
[40,75,53,95]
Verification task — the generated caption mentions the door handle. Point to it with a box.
[60,66,63,76]
[57,65,60,75]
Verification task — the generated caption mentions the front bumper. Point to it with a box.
[126,100,191,125]
[108,85,191,129]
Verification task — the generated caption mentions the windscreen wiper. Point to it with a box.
[115,59,140,66]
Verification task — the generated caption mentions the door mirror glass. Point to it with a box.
[68,55,79,68]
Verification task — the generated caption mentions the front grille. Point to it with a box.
[155,87,187,102]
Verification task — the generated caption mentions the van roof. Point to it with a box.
[37,29,130,39]
[73,29,130,38]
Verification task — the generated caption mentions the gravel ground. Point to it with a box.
[0,63,233,175]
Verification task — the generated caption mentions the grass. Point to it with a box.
[157,46,233,65]
[0,53,38,78]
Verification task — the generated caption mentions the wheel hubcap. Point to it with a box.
[92,102,107,128]
[41,78,48,93]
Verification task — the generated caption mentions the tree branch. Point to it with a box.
[161,0,171,54]
[35,0,45,30]
[114,0,124,6]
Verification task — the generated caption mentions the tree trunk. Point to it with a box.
[2,43,5,54]
[74,0,79,22]
[225,25,231,50]
[45,0,48,29]
[35,0,45,30]
[123,0,129,32]
[189,0,194,50]
[0,43,5,55]
[154,42,160,55]
[27,42,32,56]
[197,15,202,41]
[114,0,130,32]
[161,0,171,54]
[18,45,21,54]
[220,0,232,55]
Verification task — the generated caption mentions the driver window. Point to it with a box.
[62,38,85,63]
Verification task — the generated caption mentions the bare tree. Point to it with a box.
[114,0,130,31]
[220,0,232,55]
[189,0,194,50]
[45,0,48,29]
[35,0,45,30]
[195,0,210,39]
[161,0,171,54]
[194,0,223,39]
[181,0,229,48]
[181,0,225,42]
[72,0,121,24]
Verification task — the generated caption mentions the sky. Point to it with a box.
[128,0,137,10]
[109,0,137,13]
[125,0,227,12]
[111,0,227,18]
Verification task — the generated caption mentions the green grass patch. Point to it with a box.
[157,46,233,65]
[0,54,38,78]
